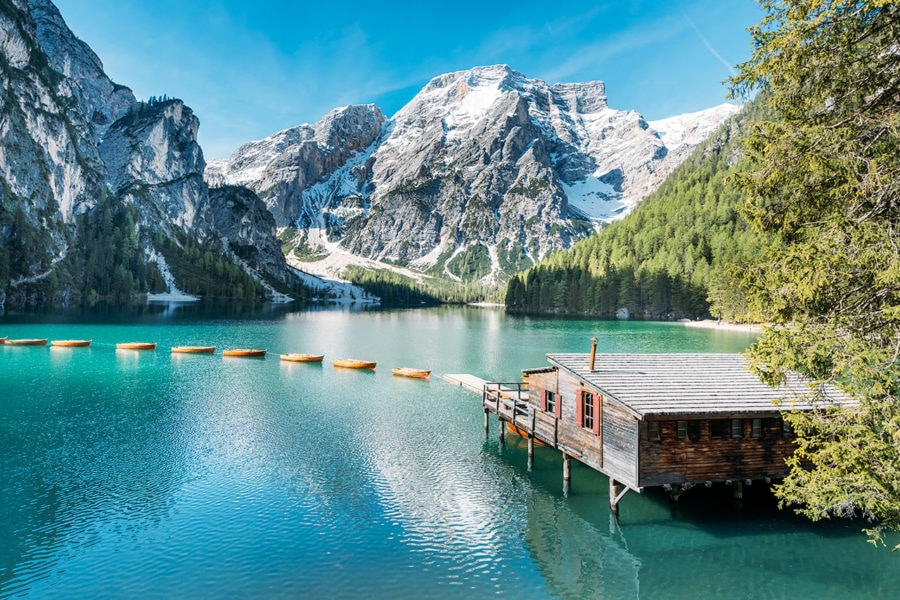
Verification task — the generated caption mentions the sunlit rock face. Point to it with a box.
[0,0,304,304]
[211,65,739,282]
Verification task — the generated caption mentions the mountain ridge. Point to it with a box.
[208,64,740,287]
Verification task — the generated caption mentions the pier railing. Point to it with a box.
[482,381,561,448]
[483,381,530,426]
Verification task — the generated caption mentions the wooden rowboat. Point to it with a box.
[280,353,324,363]
[333,358,376,370]
[392,367,431,379]
[51,340,92,347]
[116,342,156,350]
[171,346,216,354]
[5,338,48,346]
[0,337,6,344]
[507,422,550,447]
[223,349,266,358]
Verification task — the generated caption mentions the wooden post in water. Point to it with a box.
[562,452,571,496]
[499,419,505,444]
[609,477,620,517]
[483,408,489,434]
[733,480,744,510]
[527,411,535,459]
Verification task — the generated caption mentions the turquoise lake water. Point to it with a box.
[1,306,897,599]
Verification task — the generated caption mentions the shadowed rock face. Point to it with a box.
[0,0,304,304]
[209,65,740,280]
[207,185,298,287]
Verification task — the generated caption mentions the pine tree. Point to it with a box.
[731,0,900,547]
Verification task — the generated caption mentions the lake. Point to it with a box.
[1,306,896,599]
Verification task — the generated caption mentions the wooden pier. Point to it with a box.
[442,374,489,394]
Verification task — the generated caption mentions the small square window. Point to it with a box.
[546,390,556,414]
[710,419,729,439]
[731,419,742,438]
[649,421,661,441]
[752,418,762,438]
[677,420,687,440]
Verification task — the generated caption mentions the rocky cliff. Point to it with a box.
[0,0,307,306]
[209,65,740,284]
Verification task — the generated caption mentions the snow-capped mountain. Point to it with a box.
[209,65,739,284]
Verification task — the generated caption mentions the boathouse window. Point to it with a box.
[710,419,729,439]
[545,390,556,415]
[731,419,742,438]
[782,418,793,437]
[581,391,595,431]
[751,418,762,438]
[676,420,687,440]
[648,421,661,441]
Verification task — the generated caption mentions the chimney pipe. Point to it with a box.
[589,337,598,371]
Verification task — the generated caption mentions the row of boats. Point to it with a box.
[0,337,431,379]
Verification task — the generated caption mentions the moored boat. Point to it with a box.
[333,358,377,370]
[116,342,156,350]
[392,367,431,379]
[506,422,550,446]
[280,353,324,363]
[51,340,92,347]
[171,346,216,354]
[5,338,48,346]
[0,337,6,344]
[223,349,267,358]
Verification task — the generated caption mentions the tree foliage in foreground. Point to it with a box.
[731,0,900,547]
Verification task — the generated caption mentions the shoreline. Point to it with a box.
[680,319,763,333]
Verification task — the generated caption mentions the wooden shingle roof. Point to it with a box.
[546,353,856,417]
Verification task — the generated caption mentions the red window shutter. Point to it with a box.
[592,394,602,435]
[576,391,583,427]
[540,389,547,411]
[554,394,562,419]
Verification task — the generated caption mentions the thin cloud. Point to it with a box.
[683,13,737,76]
[541,14,687,83]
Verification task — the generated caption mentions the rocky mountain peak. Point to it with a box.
[28,0,135,137]
[211,64,741,286]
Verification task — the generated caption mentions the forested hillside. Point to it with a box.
[505,102,768,320]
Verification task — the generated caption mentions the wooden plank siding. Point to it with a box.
[639,416,794,486]
[602,401,639,489]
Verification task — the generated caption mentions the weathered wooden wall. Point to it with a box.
[602,401,639,488]
[527,369,641,487]
[638,416,794,487]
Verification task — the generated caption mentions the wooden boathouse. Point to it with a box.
[481,340,854,513]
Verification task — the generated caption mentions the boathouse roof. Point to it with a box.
[546,353,855,418]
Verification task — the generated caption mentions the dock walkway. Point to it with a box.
[442,374,489,394]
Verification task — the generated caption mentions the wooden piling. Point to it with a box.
[562,453,571,481]
[610,478,620,517]
[733,480,744,510]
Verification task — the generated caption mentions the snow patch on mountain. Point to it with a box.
[563,177,623,220]
[649,103,742,150]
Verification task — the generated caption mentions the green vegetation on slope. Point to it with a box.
[341,267,441,307]
[73,191,166,304]
[505,103,769,320]
[155,231,266,303]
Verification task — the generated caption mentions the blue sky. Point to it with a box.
[53,0,763,159]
